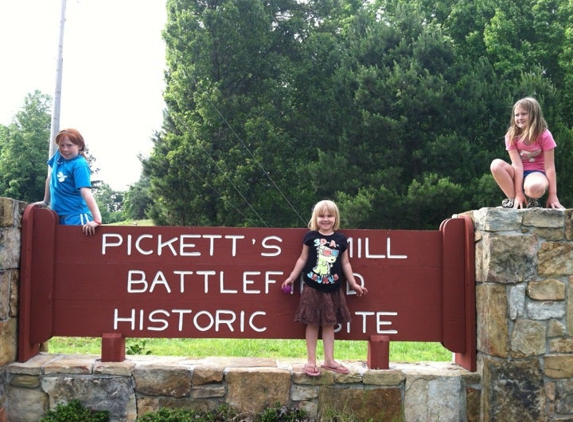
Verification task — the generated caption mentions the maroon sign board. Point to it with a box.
[19,206,475,370]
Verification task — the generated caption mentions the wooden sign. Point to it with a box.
[19,206,475,370]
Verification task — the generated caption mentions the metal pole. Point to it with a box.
[49,0,67,159]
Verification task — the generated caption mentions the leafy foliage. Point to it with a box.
[137,403,310,422]
[140,0,573,228]
[94,182,125,223]
[40,399,109,422]
[0,91,51,202]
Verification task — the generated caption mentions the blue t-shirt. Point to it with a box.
[48,150,92,217]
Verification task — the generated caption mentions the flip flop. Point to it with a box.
[304,364,320,377]
[321,364,349,374]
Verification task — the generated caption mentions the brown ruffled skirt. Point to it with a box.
[294,285,352,326]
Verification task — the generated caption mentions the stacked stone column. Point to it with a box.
[469,207,573,421]
[0,198,26,422]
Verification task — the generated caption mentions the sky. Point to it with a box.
[0,0,167,191]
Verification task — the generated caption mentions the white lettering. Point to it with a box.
[264,271,282,293]
[346,273,365,294]
[243,272,260,294]
[261,236,282,256]
[102,234,122,255]
[114,308,136,330]
[203,234,222,256]
[157,235,178,256]
[347,237,407,259]
[377,312,398,334]
[148,310,169,331]
[174,271,194,293]
[172,309,192,331]
[127,271,148,293]
[149,271,171,293]
[113,308,268,333]
[179,235,201,256]
[354,311,398,334]
[135,234,154,255]
[365,237,385,259]
[225,235,244,256]
[220,271,237,294]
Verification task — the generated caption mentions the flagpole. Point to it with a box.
[49,0,67,159]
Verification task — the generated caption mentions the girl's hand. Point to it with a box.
[351,283,368,297]
[82,220,101,236]
[546,195,565,209]
[281,277,294,289]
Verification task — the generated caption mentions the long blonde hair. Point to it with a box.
[506,97,548,145]
[308,200,340,231]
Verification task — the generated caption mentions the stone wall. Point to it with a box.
[2,196,573,421]
[0,198,26,422]
[467,207,573,421]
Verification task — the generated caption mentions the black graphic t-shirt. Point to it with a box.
[301,231,348,293]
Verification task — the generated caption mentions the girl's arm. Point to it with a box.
[80,187,103,236]
[544,149,563,209]
[508,149,526,208]
[341,250,367,296]
[282,244,309,288]
[33,173,51,207]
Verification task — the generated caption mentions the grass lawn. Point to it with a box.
[48,337,452,362]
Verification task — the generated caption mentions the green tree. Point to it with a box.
[94,182,125,224]
[0,91,51,203]
[149,0,573,229]
[123,174,152,220]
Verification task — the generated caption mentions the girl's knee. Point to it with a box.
[490,159,505,173]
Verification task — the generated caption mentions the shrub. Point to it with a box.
[40,399,110,422]
[137,403,311,421]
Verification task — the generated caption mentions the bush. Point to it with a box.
[40,399,110,422]
[137,403,312,421]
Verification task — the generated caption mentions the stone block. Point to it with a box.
[568,276,573,335]
[473,208,523,232]
[132,364,191,397]
[9,375,40,389]
[510,319,546,358]
[6,387,48,422]
[476,233,537,283]
[0,198,25,229]
[192,364,224,385]
[544,355,573,378]
[528,279,566,300]
[0,318,17,366]
[549,338,573,353]
[136,395,220,416]
[191,384,225,399]
[477,284,508,357]
[319,385,403,422]
[404,373,464,422]
[42,375,136,421]
[290,384,319,401]
[225,367,290,414]
[43,355,96,375]
[526,300,566,320]
[522,209,565,228]
[362,368,405,386]
[482,357,545,421]
[0,229,21,270]
[538,242,573,277]
[555,379,573,414]
[466,386,481,422]
[564,209,573,241]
